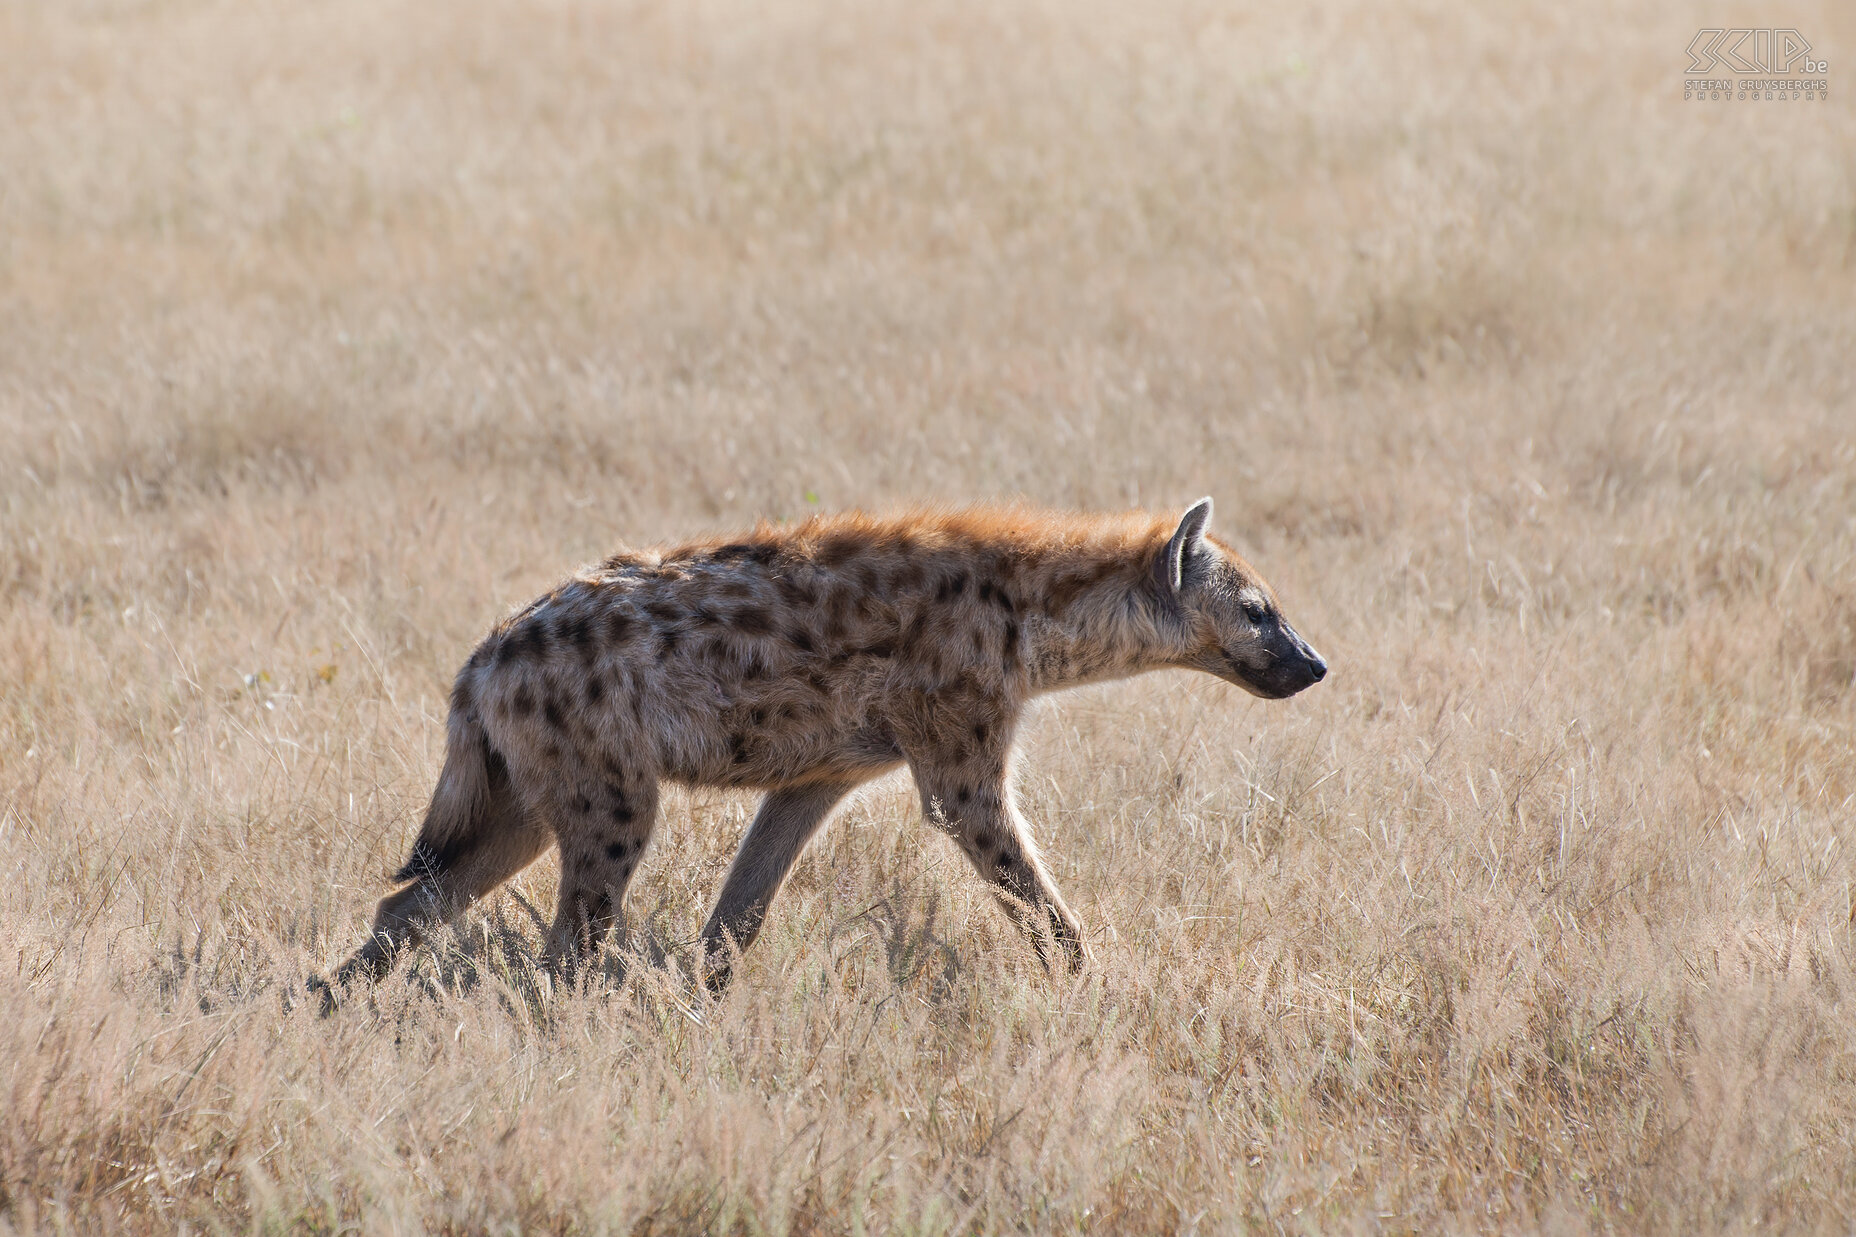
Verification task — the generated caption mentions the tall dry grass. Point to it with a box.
[2,0,1854,1231]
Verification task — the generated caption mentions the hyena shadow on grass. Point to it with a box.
[333,890,706,1023]
[828,878,966,1003]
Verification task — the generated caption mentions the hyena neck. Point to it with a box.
[1018,524,1181,695]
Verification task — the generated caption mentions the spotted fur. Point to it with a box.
[312,499,1327,1003]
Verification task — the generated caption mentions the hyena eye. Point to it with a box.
[1241,599,1267,624]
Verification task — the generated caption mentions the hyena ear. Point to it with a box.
[1155,497,1214,595]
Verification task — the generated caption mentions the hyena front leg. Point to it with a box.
[541,766,660,977]
[699,779,861,991]
[909,755,1090,973]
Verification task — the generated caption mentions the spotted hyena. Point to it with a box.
[312,499,1326,1004]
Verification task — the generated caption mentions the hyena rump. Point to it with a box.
[314,499,1326,1002]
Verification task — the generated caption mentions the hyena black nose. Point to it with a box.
[1293,635,1326,683]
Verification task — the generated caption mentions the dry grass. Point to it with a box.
[3,0,1855,1231]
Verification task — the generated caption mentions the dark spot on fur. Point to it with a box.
[556,613,593,655]
[787,627,815,654]
[543,696,566,729]
[542,742,562,762]
[729,734,749,763]
[972,722,990,745]
[484,742,510,792]
[498,621,548,666]
[817,534,863,568]
[620,861,635,879]
[1003,621,1019,650]
[585,675,605,706]
[712,543,754,562]
[450,675,475,715]
[658,629,681,656]
[973,829,995,851]
[956,786,971,804]
[610,798,635,825]
[512,685,536,716]
[605,610,636,643]
[605,840,630,860]
[749,708,767,727]
[645,601,681,623]
[860,641,895,660]
[971,630,985,652]
[734,607,773,636]
[775,575,817,607]
[976,580,1016,614]
[574,794,592,814]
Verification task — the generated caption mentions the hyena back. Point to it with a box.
[315,499,1326,1003]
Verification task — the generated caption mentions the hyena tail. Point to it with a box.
[316,683,550,1009]
[392,707,517,885]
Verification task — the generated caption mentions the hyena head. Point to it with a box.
[1154,497,1328,699]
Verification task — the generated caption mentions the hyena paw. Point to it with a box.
[305,973,340,1018]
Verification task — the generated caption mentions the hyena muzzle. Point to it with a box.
[310,498,1326,1007]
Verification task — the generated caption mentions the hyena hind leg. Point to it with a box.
[541,772,661,979]
[699,779,861,992]
[314,809,550,1012]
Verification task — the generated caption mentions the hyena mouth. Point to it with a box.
[1224,648,1326,699]
[1268,653,1328,697]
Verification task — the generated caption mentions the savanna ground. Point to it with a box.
[3,0,1854,1231]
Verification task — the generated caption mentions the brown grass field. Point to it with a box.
[3,0,1854,1231]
